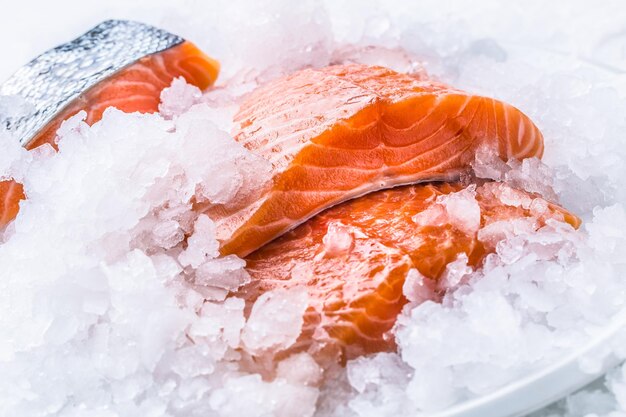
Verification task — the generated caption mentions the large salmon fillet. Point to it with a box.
[0,22,220,227]
[208,64,545,257]
[242,182,580,360]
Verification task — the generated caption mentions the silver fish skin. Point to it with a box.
[0,20,184,147]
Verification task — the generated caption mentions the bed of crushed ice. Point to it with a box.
[2,1,626,416]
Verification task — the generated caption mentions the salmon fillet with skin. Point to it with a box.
[0,41,219,227]
[208,64,545,258]
[26,41,219,150]
[242,182,580,361]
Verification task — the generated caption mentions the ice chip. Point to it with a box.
[471,143,510,181]
[193,255,250,301]
[242,287,309,354]
[159,77,203,119]
[347,352,411,394]
[439,253,473,291]
[178,214,220,268]
[277,352,323,386]
[412,203,447,227]
[152,219,184,249]
[402,268,437,306]
[413,185,481,235]
[190,297,246,351]
[322,221,354,257]
[440,186,481,234]
[507,158,558,202]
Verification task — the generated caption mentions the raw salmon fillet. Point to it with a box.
[26,41,219,151]
[242,182,580,360]
[208,64,545,257]
[0,41,219,227]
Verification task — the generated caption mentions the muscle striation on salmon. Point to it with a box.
[206,64,545,258]
[242,182,580,361]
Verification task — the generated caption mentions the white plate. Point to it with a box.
[431,312,626,417]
